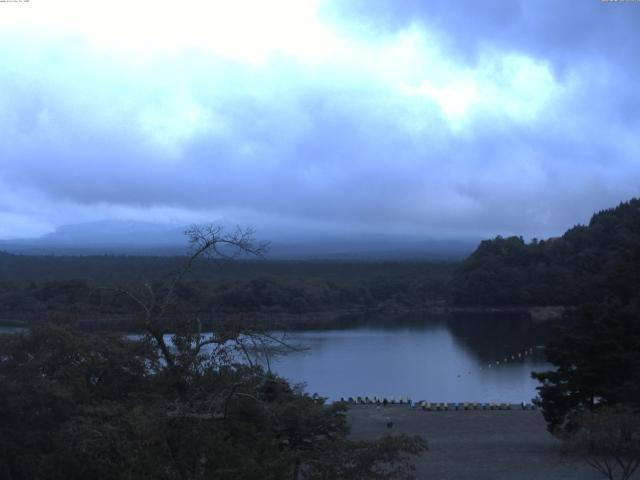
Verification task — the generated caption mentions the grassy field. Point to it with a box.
[346,405,619,480]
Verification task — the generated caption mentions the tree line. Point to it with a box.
[0,257,453,323]
[451,198,640,306]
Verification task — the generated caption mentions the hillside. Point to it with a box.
[451,198,640,306]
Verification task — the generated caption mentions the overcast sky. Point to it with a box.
[1,0,639,241]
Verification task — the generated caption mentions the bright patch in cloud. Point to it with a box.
[1,0,336,65]
[138,97,214,158]
[401,44,558,130]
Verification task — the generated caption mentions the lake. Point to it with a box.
[267,313,553,404]
[0,312,554,403]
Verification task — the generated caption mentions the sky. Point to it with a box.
[0,0,639,242]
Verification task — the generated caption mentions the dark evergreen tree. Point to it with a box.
[532,234,640,434]
[532,300,640,433]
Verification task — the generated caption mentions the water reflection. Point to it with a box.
[0,326,27,334]
[269,314,552,403]
[0,313,554,404]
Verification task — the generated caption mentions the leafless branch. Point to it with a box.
[112,224,268,371]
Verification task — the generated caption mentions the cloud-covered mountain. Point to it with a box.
[0,220,477,260]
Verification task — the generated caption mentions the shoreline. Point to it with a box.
[0,304,568,332]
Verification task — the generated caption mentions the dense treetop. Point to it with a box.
[452,198,640,306]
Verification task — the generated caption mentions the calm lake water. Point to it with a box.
[267,314,553,404]
[0,313,554,403]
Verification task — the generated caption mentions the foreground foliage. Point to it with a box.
[562,407,640,480]
[0,324,426,480]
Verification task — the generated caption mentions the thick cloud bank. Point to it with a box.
[0,0,638,240]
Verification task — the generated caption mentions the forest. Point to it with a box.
[0,254,454,328]
[450,198,640,306]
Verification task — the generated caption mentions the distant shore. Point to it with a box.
[0,304,568,332]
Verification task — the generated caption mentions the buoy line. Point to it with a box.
[337,397,537,411]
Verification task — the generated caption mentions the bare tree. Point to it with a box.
[562,406,640,480]
[116,225,270,372]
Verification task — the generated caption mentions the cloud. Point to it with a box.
[0,0,638,240]
[325,0,640,68]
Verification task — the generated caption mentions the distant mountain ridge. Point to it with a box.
[0,220,478,260]
[42,220,187,246]
[451,198,640,306]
